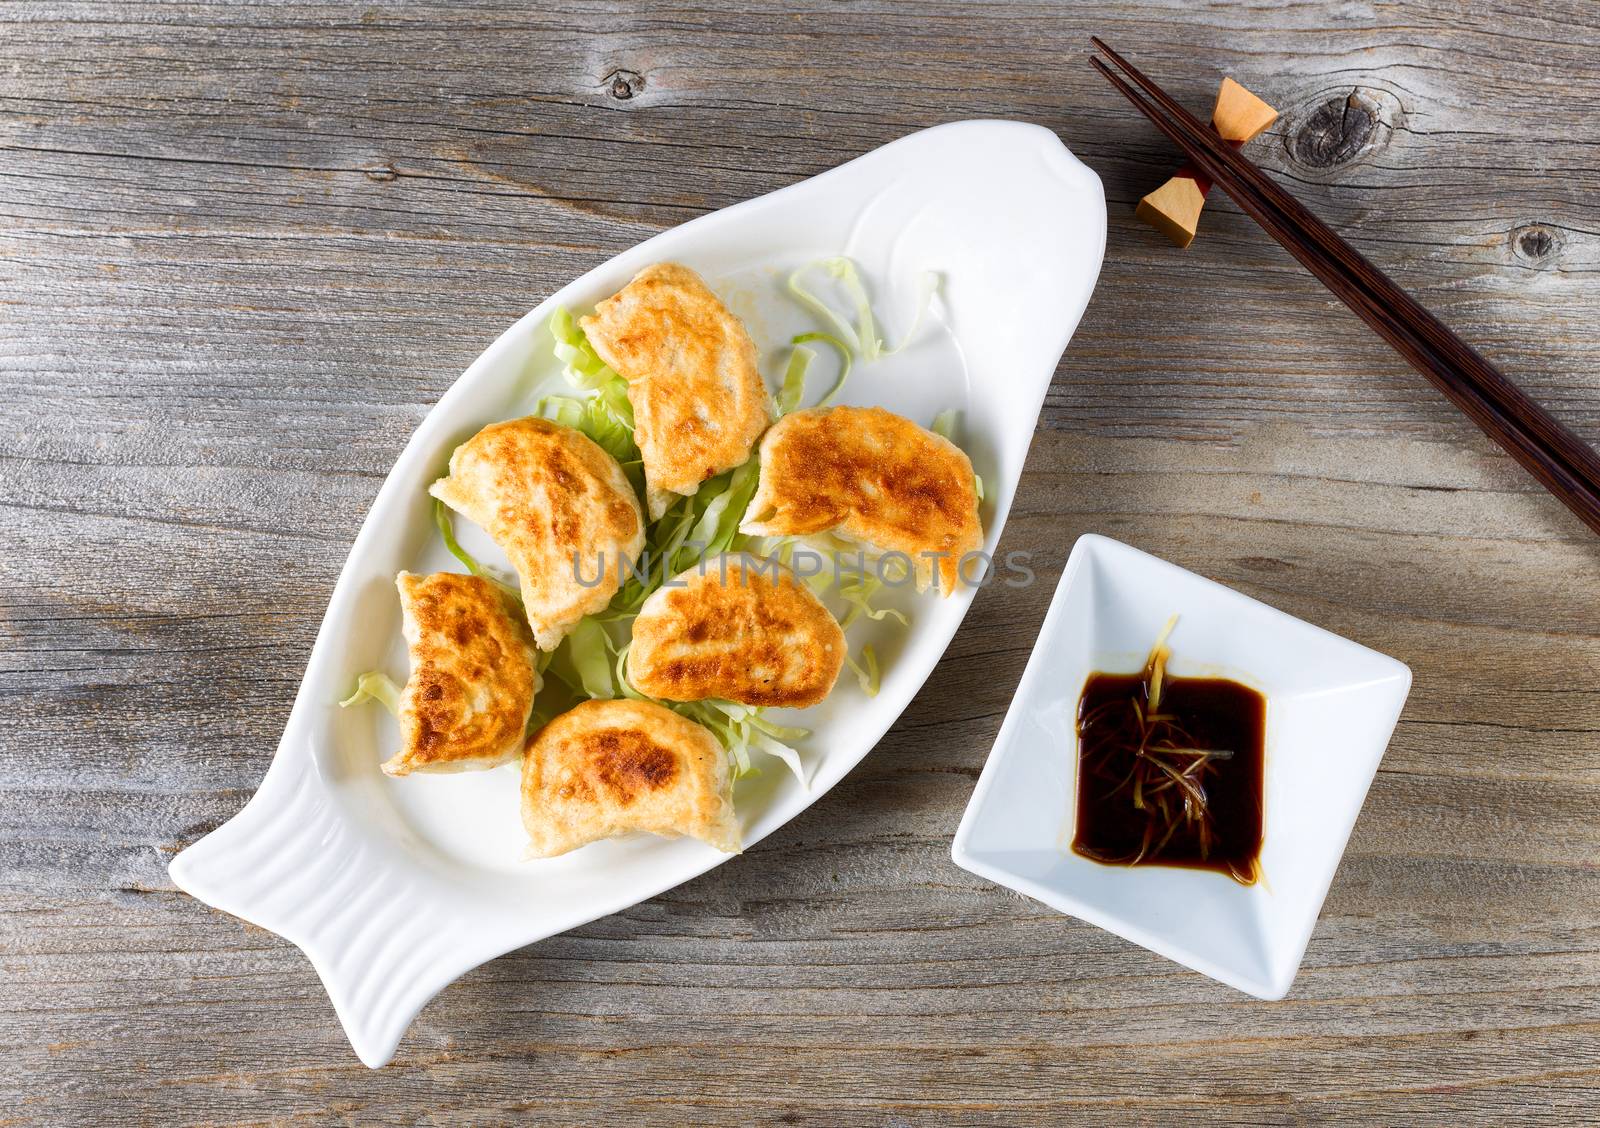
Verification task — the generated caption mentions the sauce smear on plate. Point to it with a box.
[1071,628,1265,885]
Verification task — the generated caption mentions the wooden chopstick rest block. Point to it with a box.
[1135,176,1207,248]
[1138,76,1278,247]
[1212,76,1278,142]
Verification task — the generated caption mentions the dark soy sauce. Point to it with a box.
[1072,670,1266,884]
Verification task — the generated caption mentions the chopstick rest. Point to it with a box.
[1136,78,1278,247]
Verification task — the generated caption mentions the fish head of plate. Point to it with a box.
[951,534,1411,998]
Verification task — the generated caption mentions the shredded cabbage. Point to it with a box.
[674,699,809,787]
[775,331,851,416]
[609,457,762,615]
[705,700,809,787]
[885,270,941,358]
[747,728,807,786]
[787,257,940,363]
[549,307,621,390]
[340,671,402,715]
[434,497,523,601]
[837,572,909,630]
[537,309,643,495]
[685,458,760,559]
[614,641,643,700]
[844,644,880,697]
[435,497,487,578]
[566,617,616,700]
[777,344,813,415]
[788,258,878,358]
[792,331,852,406]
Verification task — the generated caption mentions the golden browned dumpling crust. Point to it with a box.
[429,417,645,650]
[739,405,983,595]
[520,699,740,858]
[581,263,771,518]
[628,555,845,708]
[384,571,539,777]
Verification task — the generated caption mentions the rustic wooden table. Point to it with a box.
[5,1,1599,1123]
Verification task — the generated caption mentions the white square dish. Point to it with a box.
[951,534,1411,999]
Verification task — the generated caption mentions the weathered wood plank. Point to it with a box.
[4,0,1600,1123]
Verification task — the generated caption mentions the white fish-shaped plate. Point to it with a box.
[169,119,1106,1068]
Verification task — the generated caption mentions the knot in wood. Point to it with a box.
[605,69,645,101]
[1513,224,1559,264]
[1290,91,1378,169]
[364,164,398,182]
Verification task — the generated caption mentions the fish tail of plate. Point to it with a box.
[168,751,470,1068]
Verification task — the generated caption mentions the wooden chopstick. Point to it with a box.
[1090,40,1600,539]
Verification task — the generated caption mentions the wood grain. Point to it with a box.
[4,0,1599,1123]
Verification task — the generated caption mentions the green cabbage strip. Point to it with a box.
[534,394,584,431]
[792,332,852,407]
[700,700,807,787]
[608,457,762,616]
[844,644,880,697]
[339,671,402,715]
[434,497,487,578]
[777,344,813,415]
[434,497,524,602]
[566,617,616,700]
[684,458,761,561]
[673,699,810,786]
[614,641,644,701]
[747,728,806,785]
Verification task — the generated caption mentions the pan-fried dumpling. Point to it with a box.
[739,405,982,595]
[430,417,645,650]
[628,554,845,708]
[581,262,770,518]
[383,571,539,777]
[521,699,739,858]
